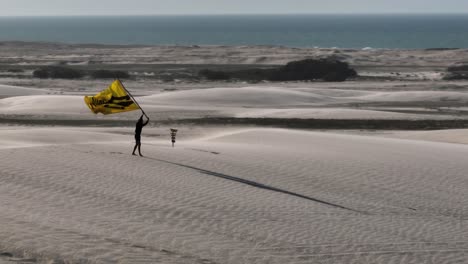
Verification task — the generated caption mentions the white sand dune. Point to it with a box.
[0,127,468,263]
[356,91,468,102]
[140,87,338,107]
[388,129,468,145]
[0,94,226,121]
[233,107,461,120]
[0,127,129,149]
[2,86,468,121]
[0,95,88,115]
[0,84,49,97]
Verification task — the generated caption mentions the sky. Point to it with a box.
[1,0,467,16]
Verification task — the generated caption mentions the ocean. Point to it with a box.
[0,14,467,49]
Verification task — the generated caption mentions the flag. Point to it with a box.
[84,80,139,115]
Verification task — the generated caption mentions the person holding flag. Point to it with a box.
[84,79,150,156]
[132,114,150,156]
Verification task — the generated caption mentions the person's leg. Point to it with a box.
[133,135,141,155]
[138,143,143,156]
[132,143,138,155]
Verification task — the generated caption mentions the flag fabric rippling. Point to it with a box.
[84,80,139,115]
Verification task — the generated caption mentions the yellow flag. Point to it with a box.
[84,80,140,115]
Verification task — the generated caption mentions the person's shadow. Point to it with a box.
[142,156,361,214]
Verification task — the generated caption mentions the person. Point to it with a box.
[132,114,149,156]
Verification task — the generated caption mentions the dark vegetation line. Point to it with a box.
[27,58,358,82]
[444,64,468,80]
[199,58,357,82]
[3,117,468,130]
[180,118,468,130]
[145,156,361,213]
[33,66,130,79]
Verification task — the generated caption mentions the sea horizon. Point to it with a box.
[2,12,468,16]
[1,14,467,49]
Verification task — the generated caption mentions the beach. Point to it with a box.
[1,42,468,263]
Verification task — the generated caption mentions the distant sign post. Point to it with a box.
[170,129,178,147]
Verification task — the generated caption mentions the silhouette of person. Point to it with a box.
[132,114,149,156]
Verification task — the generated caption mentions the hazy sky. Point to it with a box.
[1,0,467,16]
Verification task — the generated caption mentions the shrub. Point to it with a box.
[198,58,357,82]
[443,73,468,80]
[448,65,468,72]
[270,59,357,82]
[91,70,130,79]
[444,64,468,80]
[323,72,348,82]
[32,68,50,78]
[198,69,230,80]
[7,69,24,73]
[33,66,84,79]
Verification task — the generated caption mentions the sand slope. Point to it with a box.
[0,95,88,115]
[140,87,337,106]
[2,86,468,121]
[1,128,468,263]
[0,84,48,97]
[388,129,468,145]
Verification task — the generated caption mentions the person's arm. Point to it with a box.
[143,116,150,126]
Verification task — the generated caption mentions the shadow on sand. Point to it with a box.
[143,156,362,214]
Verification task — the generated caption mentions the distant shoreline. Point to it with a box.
[1,41,466,84]
[0,40,463,51]
[2,13,468,17]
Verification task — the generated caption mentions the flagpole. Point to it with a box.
[117,78,149,119]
